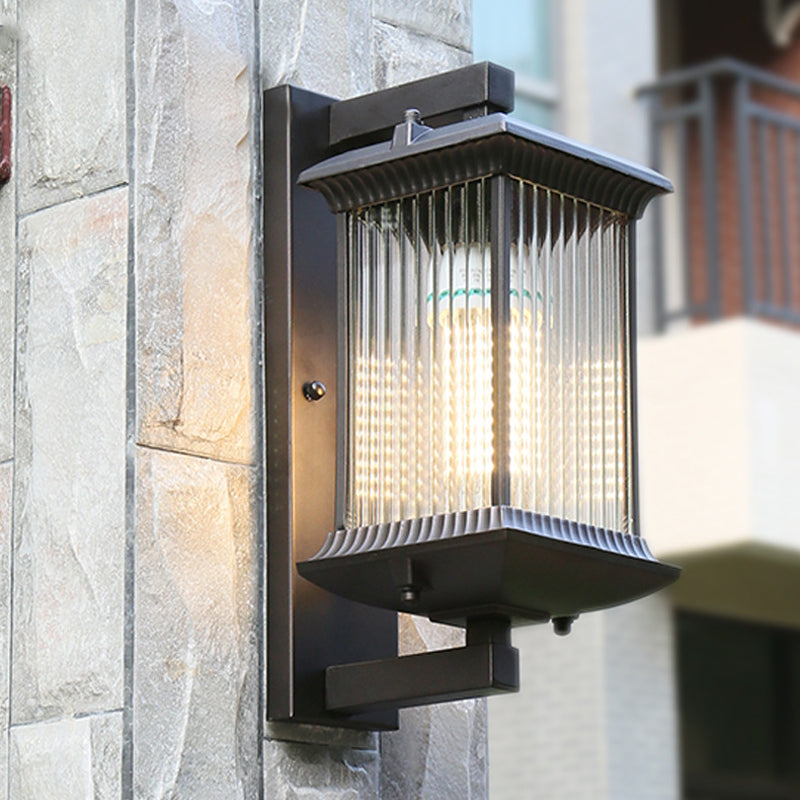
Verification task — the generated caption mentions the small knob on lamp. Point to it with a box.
[303,380,327,401]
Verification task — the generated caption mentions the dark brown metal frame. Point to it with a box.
[263,84,397,731]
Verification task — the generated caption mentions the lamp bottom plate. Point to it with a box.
[297,506,680,627]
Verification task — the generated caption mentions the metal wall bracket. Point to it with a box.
[329,61,514,149]
[263,84,397,731]
[326,617,519,716]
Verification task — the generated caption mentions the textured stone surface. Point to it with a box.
[0,729,6,800]
[0,1,16,463]
[0,185,13,462]
[265,722,377,751]
[261,0,372,97]
[263,618,487,800]
[0,464,11,726]
[12,190,127,723]
[134,448,258,800]
[17,0,126,214]
[9,712,122,800]
[371,20,470,90]
[398,613,464,656]
[373,0,470,51]
[135,0,256,465]
[260,6,481,793]
[380,615,486,800]
[382,700,487,800]
[0,464,9,800]
[260,0,469,98]
[263,739,379,800]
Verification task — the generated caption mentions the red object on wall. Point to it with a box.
[0,85,11,184]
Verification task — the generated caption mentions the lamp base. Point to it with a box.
[298,506,680,627]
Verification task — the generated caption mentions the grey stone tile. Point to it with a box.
[399,613,464,656]
[0,3,16,87]
[9,712,121,800]
[263,739,379,800]
[0,463,11,728]
[265,722,377,751]
[371,20,471,90]
[0,175,13,464]
[133,448,259,800]
[264,619,485,799]
[12,190,127,724]
[0,728,6,800]
[135,0,257,466]
[90,712,123,799]
[0,462,5,800]
[261,0,372,97]
[0,2,16,464]
[381,615,486,800]
[381,699,487,800]
[373,0,471,51]
[17,0,126,214]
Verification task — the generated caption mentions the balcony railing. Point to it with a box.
[639,58,800,331]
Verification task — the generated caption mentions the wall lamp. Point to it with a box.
[264,62,679,731]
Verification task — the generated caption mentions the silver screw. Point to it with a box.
[400,586,419,604]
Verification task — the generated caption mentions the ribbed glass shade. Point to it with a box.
[344,177,632,533]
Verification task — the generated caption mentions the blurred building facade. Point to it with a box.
[481,1,800,798]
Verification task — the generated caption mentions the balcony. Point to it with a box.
[636,60,800,628]
[638,58,800,331]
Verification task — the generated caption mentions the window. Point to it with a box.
[472,0,557,129]
[678,612,800,799]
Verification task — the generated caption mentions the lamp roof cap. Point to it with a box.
[299,112,672,218]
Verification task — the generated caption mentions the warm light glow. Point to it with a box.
[345,179,632,533]
[349,241,494,524]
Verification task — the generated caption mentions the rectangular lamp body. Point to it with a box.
[274,67,678,727]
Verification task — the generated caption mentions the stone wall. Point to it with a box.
[9,0,126,796]
[0,1,16,794]
[1,0,484,798]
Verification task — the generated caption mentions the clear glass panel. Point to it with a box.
[506,182,632,531]
[345,178,632,533]
[345,182,493,527]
